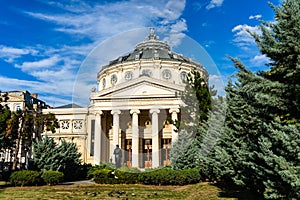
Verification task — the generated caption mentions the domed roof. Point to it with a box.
[105,28,198,66]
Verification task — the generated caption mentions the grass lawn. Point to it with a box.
[0,182,237,200]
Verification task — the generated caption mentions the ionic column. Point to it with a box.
[111,110,121,163]
[150,108,160,168]
[169,108,180,144]
[94,111,103,165]
[130,109,140,168]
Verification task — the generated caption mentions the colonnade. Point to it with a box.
[93,108,180,168]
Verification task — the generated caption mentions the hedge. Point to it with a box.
[10,170,41,186]
[114,167,140,184]
[93,167,201,186]
[41,170,64,185]
[93,168,118,184]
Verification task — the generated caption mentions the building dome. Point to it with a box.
[44,28,210,168]
[97,28,208,92]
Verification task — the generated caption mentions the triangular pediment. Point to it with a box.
[92,76,184,99]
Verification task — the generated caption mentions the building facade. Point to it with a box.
[43,28,208,168]
[0,90,49,167]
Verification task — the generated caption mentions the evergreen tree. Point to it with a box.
[170,97,225,170]
[33,136,82,181]
[170,70,214,169]
[179,70,212,128]
[251,0,300,123]
[199,97,226,158]
[205,1,300,198]
[207,59,300,199]
[170,130,202,170]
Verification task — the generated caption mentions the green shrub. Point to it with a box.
[181,168,201,184]
[41,170,64,185]
[10,170,41,186]
[138,168,201,186]
[87,163,115,179]
[76,163,93,180]
[114,167,140,184]
[92,166,201,185]
[93,168,118,184]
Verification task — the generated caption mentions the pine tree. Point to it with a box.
[251,0,300,123]
[180,70,212,128]
[170,70,215,169]
[33,136,82,180]
[205,1,300,198]
[207,59,300,199]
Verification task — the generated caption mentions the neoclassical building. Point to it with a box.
[43,28,208,168]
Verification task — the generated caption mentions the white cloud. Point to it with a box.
[209,74,226,96]
[25,0,186,41]
[249,14,262,20]
[163,19,187,47]
[1,0,188,107]
[15,55,60,71]
[250,54,270,66]
[206,0,224,10]
[0,45,38,63]
[0,75,72,106]
[232,24,261,49]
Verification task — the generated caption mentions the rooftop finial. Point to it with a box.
[147,27,159,40]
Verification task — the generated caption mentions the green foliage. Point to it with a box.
[179,70,212,128]
[0,109,11,150]
[206,59,300,199]
[93,168,117,184]
[87,163,115,179]
[0,89,59,171]
[170,70,214,170]
[41,170,64,185]
[33,136,82,181]
[138,168,201,186]
[204,1,300,199]
[251,0,300,123]
[170,132,202,170]
[76,163,93,180]
[10,170,41,186]
[114,167,140,184]
[37,113,59,134]
[92,166,201,186]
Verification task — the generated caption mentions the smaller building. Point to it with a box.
[42,104,90,163]
[0,90,48,112]
[0,90,50,169]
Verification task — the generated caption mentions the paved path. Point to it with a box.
[62,180,95,185]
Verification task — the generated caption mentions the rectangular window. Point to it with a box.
[90,120,95,156]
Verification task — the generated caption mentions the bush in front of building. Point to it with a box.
[114,167,140,184]
[93,168,119,184]
[92,165,201,186]
[179,168,202,184]
[93,166,140,184]
[138,168,201,186]
[138,168,175,185]
[10,170,41,186]
[41,170,64,185]
[87,163,115,179]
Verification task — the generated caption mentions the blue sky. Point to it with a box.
[0,0,281,107]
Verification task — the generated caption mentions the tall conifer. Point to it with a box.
[206,1,300,198]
